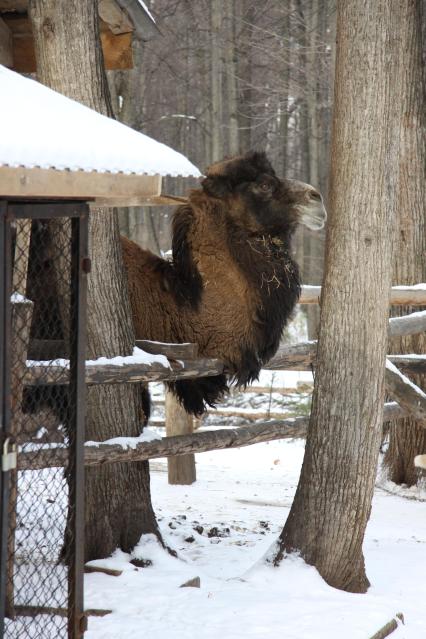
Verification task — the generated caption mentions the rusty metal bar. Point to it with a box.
[67,208,89,639]
[0,201,12,636]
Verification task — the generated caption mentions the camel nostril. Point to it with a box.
[309,191,322,202]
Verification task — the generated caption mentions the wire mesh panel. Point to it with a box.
[0,203,88,639]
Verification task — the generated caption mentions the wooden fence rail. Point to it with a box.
[23,310,426,387]
[18,402,406,471]
[300,285,426,306]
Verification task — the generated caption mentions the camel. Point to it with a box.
[122,151,327,416]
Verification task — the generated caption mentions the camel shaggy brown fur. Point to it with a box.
[122,151,326,416]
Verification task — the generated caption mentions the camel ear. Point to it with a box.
[201,176,230,199]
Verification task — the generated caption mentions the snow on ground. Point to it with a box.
[84,390,426,639]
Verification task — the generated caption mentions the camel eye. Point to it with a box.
[260,182,271,191]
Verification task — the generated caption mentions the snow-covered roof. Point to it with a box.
[0,65,200,179]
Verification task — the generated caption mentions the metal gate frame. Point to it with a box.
[0,200,89,638]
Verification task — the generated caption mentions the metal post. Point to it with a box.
[68,207,89,638]
[0,202,12,638]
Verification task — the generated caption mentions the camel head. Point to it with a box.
[201,151,327,236]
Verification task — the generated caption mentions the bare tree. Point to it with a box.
[384,0,426,486]
[271,0,399,592]
[29,0,161,560]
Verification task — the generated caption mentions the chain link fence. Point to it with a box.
[1,205,87,639]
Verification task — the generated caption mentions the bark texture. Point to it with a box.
[272,0,399,592]
[29,0,160,560]
[384,0,426,486]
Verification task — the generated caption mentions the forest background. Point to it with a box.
[111,0,334,338]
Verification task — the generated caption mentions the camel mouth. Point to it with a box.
[299,203,327,231]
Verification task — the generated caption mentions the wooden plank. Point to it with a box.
[3,12,134,71]
[84,565,122,577]
[0,16,13,67]
[0,166,161,201]
[16,402,407,471]
[92,194,188,207]
[300,285,426,306]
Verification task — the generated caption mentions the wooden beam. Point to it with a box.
[24,356,224,386]
[27,338,199,361]
[16,402,407,471]
[388,310,426,337]
[2,11,134,71]
[367,614,404,639]
[266,341,316,371]
[0,16,13,66]
[300,285,426,306]
[92,194,189,207]
[136,340,199,359]
[99,0,133,34]
[0,166,161,201]
[99,18,133,69]
[385,360,426,423]
[23,354,426,390]
[2,13,35,73]
[165,389,196,485]
[13,605,112,618]
[388,355,426,375]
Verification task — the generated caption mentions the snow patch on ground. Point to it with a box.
[84,437,426,638]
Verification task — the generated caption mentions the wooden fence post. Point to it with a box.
[165,389,196,485]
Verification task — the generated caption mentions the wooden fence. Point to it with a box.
[20,286,426,477]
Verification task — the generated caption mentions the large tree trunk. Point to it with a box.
[29,0,161,561]
[224,0,239,156]
[210,0,223,161]
[236,1,254,153]
[272,0,399,592]
[383,1,426,487]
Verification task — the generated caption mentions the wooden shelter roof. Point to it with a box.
[0,66,200,205]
